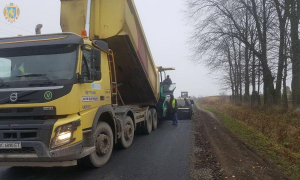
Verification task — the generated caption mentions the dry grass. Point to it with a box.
[199,97,300,152]
[199,97,300,179]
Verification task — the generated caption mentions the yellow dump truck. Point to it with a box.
[0,0,176,167]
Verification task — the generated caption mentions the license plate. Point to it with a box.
[0,142,21,149]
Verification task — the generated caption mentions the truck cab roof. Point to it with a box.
[0,33,84,49]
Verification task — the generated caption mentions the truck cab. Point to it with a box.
[0,0,175,168]
[0,33,115,167]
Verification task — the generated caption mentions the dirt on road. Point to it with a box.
[190,107,287,180]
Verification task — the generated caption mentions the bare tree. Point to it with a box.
[273,0,289,104]
[186,0,295,107]
[287,0,300,106]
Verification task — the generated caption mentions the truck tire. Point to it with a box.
[81,122,114,168]
[117,116,135,149]
[142,110,152,135]
[151,109,158,130]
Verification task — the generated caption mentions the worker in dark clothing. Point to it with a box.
[184,98,190,106]
[166,98,172,119]
[163,75,172,85]
[170,95,178,126]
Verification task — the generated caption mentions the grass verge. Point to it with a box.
[201,105,300,180]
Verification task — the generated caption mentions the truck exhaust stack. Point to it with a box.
[35,24,43,35]
[84,0,92,36]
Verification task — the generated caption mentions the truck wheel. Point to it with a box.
[142,110,152,135]
[81,122,113,168]
[151,109,158,130]
[117,116,135,149]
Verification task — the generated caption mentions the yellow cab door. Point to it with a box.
[78,45,111,130]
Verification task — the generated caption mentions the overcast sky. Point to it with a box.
[0,0,221,97]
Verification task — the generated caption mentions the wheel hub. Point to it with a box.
[125,124,133,140]
[147,114,152,126]
[96,134,111,156]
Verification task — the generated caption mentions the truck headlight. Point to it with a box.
[51,120,81,149]
[57,131,72,141]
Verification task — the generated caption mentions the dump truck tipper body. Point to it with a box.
[0,0,175,168]
[61,0,159,105]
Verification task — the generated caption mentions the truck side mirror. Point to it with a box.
[95,71,101,80]
[92,48,101,69]
[92,48,101,80]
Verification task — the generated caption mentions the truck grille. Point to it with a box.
[16,108,34,113]
[0,119,57,148]
[2,131,38,140]
[0,147,36,154]
[0,109,13,114]
[0,108,33,114]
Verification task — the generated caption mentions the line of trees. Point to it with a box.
[186,0,300,108]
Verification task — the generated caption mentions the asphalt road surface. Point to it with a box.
[0,120,192,180]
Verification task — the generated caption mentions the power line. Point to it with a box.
[0,28,18,36]
[0,20,34,34]
[0,31,14,37]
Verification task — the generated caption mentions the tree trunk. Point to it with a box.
[227,44,235,99]
[283,54,288,109]
[245,46,250,102]
[273,0,288,104]
[244,5,250,103]
[231,36,239,102]
[258,60,261,105]
[259,54,275,105]
[238,42,242,102]
[250,0,275,105]
[274,25,285,104]
[289,0,300,106]
[252,51,256,92]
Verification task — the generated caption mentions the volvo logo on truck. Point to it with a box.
[10,93,18,102]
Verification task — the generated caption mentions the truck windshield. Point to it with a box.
[0,44,78,84]
[162,83,176,95]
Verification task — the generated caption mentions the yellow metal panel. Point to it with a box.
[123,1,138,50]
[123,0,159,101]
[125,0,158,74]
[147,54,158,97]
[90,0,125,39]
[61,0,125,39]
[61,0,86,35]
[80,108,98,130]
[61,0,160,103]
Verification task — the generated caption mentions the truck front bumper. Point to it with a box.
[0,141,95,167]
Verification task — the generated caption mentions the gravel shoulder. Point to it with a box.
[190,107,287,180]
